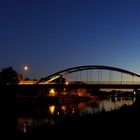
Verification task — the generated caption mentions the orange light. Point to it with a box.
[65,81,69,85]
[62,106,66,112]
[49,89,56,96]
[49,105,55,115]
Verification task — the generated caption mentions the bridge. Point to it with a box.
[36,65,140,91]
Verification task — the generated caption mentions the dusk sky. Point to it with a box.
[1,0,140,79]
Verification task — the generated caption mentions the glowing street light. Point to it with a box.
[24,66,29,71]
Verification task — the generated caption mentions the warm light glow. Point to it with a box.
[24,66,28,71]
[45,75,60,84]
[18,80,37,85]
[65,81,69,85]
[39,75,69,85]
[62,106,66,112]
[49,88,56,96]
[49,105,55,115]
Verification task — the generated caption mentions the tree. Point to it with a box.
[0,67,19,85]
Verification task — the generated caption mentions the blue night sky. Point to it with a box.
[0,0,140,79]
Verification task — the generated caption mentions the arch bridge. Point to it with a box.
[37,65,140,90]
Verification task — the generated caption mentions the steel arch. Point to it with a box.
[38,65,140,83]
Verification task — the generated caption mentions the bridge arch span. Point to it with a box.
[38,65,140,84]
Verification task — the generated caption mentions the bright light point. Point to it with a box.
[24,66,28,71]
[65,81,69,85]
[49,105,55,115]
[49,89,56,96]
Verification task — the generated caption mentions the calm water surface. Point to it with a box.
[17,95,136,134]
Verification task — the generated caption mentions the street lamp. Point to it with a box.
[22,65,29,80]
[24,66,29,71]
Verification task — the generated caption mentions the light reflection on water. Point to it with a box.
[80,97,135,115]
[17,96,136,133]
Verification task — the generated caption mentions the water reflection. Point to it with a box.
[17,96,136,134]
[49,105,55,115]
[80,97,135,115]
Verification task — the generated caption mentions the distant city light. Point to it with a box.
[65,81,69,85]
[49,88,56,96]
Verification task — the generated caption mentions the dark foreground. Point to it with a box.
[0,86,140,139]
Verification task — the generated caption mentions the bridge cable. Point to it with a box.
[121,73,123,85]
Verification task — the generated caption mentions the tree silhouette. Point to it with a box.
[0,67,19,85]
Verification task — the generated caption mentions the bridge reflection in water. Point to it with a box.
[17,95,135,134]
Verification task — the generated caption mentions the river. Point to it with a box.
[16,95,136,135]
